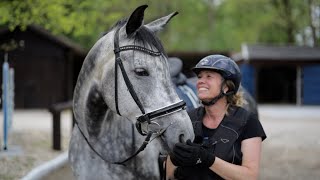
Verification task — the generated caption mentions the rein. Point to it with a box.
[73,121,171,165]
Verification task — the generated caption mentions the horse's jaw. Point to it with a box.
[153,135,169,155]
[152,115,194,156]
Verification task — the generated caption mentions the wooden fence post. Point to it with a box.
[52,111,61,150]
[49,101,73,151]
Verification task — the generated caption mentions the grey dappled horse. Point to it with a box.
[69,5,194,180]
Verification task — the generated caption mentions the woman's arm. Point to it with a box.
[166,137,262,180]
[209,137,262,180]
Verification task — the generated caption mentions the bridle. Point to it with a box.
[113,27,186,136]
[74,27,187,166]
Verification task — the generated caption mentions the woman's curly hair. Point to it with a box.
[225,80,247,107]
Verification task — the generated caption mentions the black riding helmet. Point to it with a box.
[192,55,241,106]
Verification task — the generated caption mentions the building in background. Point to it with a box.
[0,25,87,108]
[233,44,320,105]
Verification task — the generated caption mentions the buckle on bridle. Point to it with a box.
[135,100,186,136]
[136,114,151,136]
[137,114,151,124]
[113,47,121,54]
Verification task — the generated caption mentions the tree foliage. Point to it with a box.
[212,0,320,50]
[0,0,126,48]
[0,0,319,51]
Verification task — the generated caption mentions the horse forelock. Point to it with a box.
[133,26,167,57]
[105,18,167,57]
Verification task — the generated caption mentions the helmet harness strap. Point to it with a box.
[201,80,234,106]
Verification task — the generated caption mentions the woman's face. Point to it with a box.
[196,70,224,102]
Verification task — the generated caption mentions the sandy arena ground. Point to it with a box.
[258,105,320,180]
[0,105,319,180]
[0,109,73,180]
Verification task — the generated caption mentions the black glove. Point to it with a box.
[174,166,193,179]
[170,139,215,167]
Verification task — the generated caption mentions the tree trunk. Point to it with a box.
[307,0,318,47]
[283,0,295,44]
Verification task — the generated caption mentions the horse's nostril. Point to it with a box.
[179,134,185,143]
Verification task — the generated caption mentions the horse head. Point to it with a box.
[71,5,194,179]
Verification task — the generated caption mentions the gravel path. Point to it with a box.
[0,110,72,180]
[258,105,320,180]
[0,105,319,180]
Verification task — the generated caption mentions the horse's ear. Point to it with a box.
[126,5,148,36]
[145,12,178,33]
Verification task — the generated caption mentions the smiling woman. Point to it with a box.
[196,70,224,103]
[167,55,266,180]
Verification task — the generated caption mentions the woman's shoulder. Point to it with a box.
[228,105,252,119]
[187,106,205,122]
[234,106,266,141]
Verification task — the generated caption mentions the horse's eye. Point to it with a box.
[135,68,149,76]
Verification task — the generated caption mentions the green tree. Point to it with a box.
[0,0,126,49]
[212,0,320,49]
[0,0,318,51]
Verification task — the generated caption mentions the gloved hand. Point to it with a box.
[170,139,215,168]
[174,166,194,179]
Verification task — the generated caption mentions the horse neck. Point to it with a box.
[87,109,158,165]
[73,36,114,135]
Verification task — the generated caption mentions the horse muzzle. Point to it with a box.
[135,100,186,136]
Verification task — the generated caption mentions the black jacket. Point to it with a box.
[175,106,250,180]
